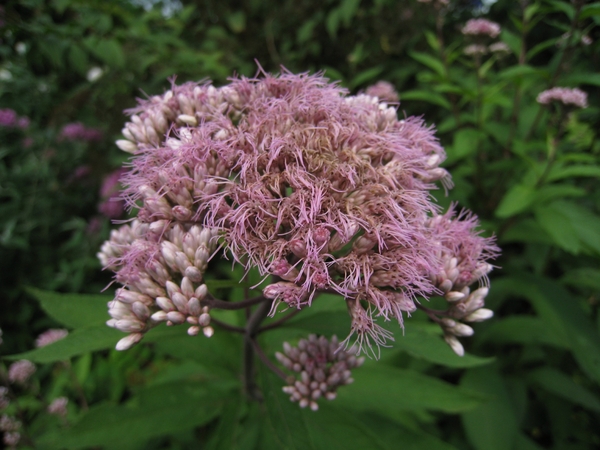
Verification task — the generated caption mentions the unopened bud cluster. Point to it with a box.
[276,335,364,410]
[426,209,498,356]
[98,220,219,350]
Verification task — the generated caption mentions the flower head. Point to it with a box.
[102,69,497,355]
[59,122,103,142]
[47,397,69,417]
[365,81,399,103]
[35,329,68,348]
[462,19,501,38]
[537,87,588,109]
[276,335,364,410]
[8,360,36,384]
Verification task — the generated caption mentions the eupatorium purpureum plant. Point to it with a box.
[98,69,498,406]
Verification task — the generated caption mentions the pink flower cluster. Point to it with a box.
[537,87,588,109]
[102,70,497,355]
[462,19,501,38]
[0,109,30,129]
[365,81,399,103]
[277,335,364,410]
[7,360,35,384]
[35,329,68,348]
[59,122,103,142]
[98,169,127,219]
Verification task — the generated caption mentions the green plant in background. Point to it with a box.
[1,0,599,449]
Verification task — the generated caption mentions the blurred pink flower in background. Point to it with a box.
[98,168,126,219]
[537,87,588,108]
[8,360,36,384]
[59,122,103,142]
[462,19,501,38]
[365,81,399,103]
[35,329,68,348]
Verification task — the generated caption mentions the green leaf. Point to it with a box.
[512,275,600,385]
[392,323,494,368]
[336,365,485,414]
[401,90,451,109]
[93,39,125,68]
[226,11,246,33]
[26,288,111,328]
[461,367,519,450]
[561,73,600,87]
[500,219,553,245]
[534,204,581,253]
[496,184,536,218]
[501,29,521,56]
[349,66,384,89]
[409,51,446,77]
[497,64,541,80]
[547,0,576,20]
[424,30,440,52]
[480,316,569,349]
[529,367,600,412]
[446,128,482,163]
[36,381,232,449]
[358,412,460,450]
[338,0,361,26]
[67,44,89,76]
[7,326,121,363]
[562,268,600,291]
[535,201,600,255]
[284,311,350,338]
[260,369,318,450]
[547,165,600,181]
[580,3,600,20]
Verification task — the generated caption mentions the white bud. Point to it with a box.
[115,333,143,351]
[203,326,214,338]
[444,334,465,357]
[116,139,138,154]
[464,308,494,322]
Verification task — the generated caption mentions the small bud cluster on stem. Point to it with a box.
[276,335,364,411]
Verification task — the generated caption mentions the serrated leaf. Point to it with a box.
[529,367,600,412]
[36,381,231,449]
[392,323,494,368]
[496,184,536,218]
[7,326,121,363]
[26,288,111,328]
[336,365,485,414]
[461,367,519,450]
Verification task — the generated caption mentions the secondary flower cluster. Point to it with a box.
[277,335,364,410]
[461,19,501,38]
[101,70,497,356]
[537,87,588,109]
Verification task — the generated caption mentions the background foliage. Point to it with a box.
[1,0,599,448]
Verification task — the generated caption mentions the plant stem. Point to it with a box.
[242,299,273,400]
[250,338,290,382]
[204,293,267,311]
[258,309,300,333]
